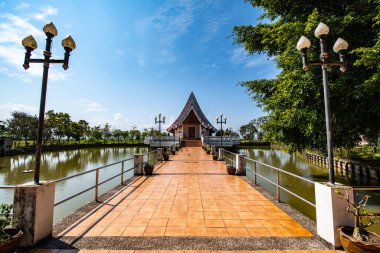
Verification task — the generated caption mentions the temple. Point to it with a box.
[167,92,216,142]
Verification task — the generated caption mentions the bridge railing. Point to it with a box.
[220,148,317,217]
[203,136,240,147]
[0,150,158,221]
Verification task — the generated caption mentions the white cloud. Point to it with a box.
[231,47,272,69]
[0,103,37,120]
[32,5,58,21]
[15,2,30,10]
[75,99,107,113]
[0,13,68,82]
[245,55,271,68]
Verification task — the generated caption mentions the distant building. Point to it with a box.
[167,92,216,139]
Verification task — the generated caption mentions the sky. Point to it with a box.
[0,0,278,133]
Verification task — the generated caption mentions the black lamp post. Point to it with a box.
[22,22,76,184]
[155,113,165,148]
[216,114,227,148]
[297,22,349,184]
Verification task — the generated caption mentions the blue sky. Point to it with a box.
[0,0,278,132]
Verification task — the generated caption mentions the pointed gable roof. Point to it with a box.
[167,92,217,132]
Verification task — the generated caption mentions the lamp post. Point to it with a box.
[297,22,348,184]
[22,22,76,184]
[216,114,227,148]
[155,113,165,148]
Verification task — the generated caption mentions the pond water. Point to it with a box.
[0,147,148,222]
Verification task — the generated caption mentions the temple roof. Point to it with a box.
[167,92,217,132]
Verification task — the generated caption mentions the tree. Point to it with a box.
[121,130,129,144]
[232,0,380,153]
[239,120,258,140]
[0,121,7,137]
[7,111,38,147]
[102,123,111,144]
[113,129,122,144]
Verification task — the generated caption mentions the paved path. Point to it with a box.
[25,147,343,253]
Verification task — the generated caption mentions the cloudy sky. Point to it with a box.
[0,0,278,132]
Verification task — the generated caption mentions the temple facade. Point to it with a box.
[167,92,216,140]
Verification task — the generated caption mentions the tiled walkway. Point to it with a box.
[28,147,340,252]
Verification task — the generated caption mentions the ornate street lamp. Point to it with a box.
[155,113,165,148]
[22,22,76,184]
[297,22,349,184]
[216,114,227,148]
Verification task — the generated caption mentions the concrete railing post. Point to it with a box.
[13,181,55,246]
[218,148,224,161]
[134,154,144,175]
[315,183,354,247]
[211,146,215,155]
[157,148,163,161]
[236,154,246,176]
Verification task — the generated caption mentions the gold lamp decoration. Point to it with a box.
[43,22,58,37]
[21,35,38,50]
[61,35,76,50]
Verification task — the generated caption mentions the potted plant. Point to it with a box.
[226,165,236,175]
[212,153,218,160]
[336,190,380,253]
[206,148,211,154]
[171,149,175,155]
[163,152,170,161]
[0,204,23,253]
[143,162,154,175]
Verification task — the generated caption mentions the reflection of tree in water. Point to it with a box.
[1,147,147,185]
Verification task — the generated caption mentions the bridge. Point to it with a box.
[11,146,353,252]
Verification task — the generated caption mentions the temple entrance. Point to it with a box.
[189,127,195,138]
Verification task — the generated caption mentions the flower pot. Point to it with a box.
[227,166,236,175]
[163,154,169,161]
[212,155,218,160]
[171,150,175,155]
[338,227,380,253]
[144,165,154,175]
[0,228,23,253]
[175,147,179,151]
[206,150,211,154]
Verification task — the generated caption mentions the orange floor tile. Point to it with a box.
[58,148,313,239]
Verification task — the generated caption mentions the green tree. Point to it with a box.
[239,120,258,140]
[7,111,37,147]
[102,123,111,144]
[113,129,122,144]
[121,130,129,144]
[232,0,380,153]
[90,126,102,142]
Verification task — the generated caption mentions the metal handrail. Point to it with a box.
[245,157,315,184]
[54,166,135,207]
[53,157,134,183]
[352,187,380,191]
[222,150,316,208]
[0,186,15,189]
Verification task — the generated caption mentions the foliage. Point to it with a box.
[215,128,239,137]
[7,112,37,147]
[233,0,380,153]
[336,190,380,242]
[0,204,13,241]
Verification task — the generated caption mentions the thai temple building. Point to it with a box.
[166,92,216,147]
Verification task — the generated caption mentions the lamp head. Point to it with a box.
[21,35,38,50]
[43,22,58,37]
[314,22,329,38]
[62,35,76,51]
[296,36,311,51]
[333,38,349,53]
